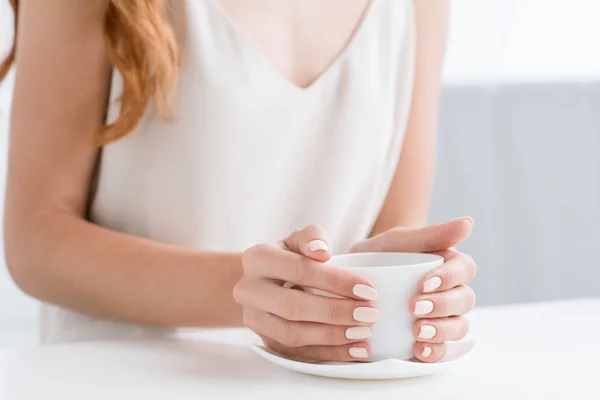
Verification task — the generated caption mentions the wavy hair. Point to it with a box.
[0,0,180,145]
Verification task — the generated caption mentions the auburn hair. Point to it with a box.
[0,0,180,145]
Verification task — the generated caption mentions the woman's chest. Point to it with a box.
[215,0,372,88]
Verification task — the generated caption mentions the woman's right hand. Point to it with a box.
[233,225,379,361]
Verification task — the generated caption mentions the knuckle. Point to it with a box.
[240,251,254,270]
[448,290,469,310]
[463,254,477,279]
[440,292,458,315]
[324,328,337,346]
[456,317,470,339]
[444,268,460,285]
[465,286,477,310]
[278,321,300,347]
[291,256,312,283]
[326,303,346,323]
[276,297,299,320]
[435,299,448,316]
[333,346,349,361]
[232,281,247,304]
[327,270,346,293]
[256,242,277,255]
[243,243,270,267]
[243,244,262,259]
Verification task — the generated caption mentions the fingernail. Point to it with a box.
[418,325,436,339]
[462,216,474,225]
[349,347,369,359]
[345,326,372,340]
[421,346,432,358]
[308,239,329,252]
[413,300,434,316]
[353,307,379,323]
[423,277,442,293]
[353,284,378,300]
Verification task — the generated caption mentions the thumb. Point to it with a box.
[280,224,332,263]
[354,217,474,254]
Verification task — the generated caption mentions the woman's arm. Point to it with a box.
[370,0,450,234]
[4,0,243,327]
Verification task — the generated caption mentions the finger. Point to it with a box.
[352,217,474,254]
[414,342,446,363]
[243,243,377,300]
[281,224,332,263]
[410,285,476,318]
[419,249,477,293]
[413,316,469,344]
[235,279,377,325]
[243,309,372,347]
[263,337,371,362]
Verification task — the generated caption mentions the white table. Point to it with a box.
[2,299,599,399]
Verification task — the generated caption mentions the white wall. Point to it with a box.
[444,0,600,84]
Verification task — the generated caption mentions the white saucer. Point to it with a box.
[251,340,476,380]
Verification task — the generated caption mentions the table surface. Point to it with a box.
[1,298,599,399]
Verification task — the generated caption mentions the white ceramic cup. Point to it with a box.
[314,252,444,361]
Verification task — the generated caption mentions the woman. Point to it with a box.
[2,0,476,362]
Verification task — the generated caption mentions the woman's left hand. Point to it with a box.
[350,217,477,362]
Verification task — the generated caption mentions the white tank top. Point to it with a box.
[40,0,416,343]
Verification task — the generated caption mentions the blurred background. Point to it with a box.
[0,0,599,344]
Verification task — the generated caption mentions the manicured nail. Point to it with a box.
[353,284,378,300]
[413,300,434,316]
[308,239,329,252]
[462,216,474,225]
[423,277,442,293]
[418,325,436,339]
[353,307,379,323]
[421,346,432,358]
[349,347,369,359]
[345,326,372,340]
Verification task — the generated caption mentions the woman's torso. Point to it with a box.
[40,0,416,343]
